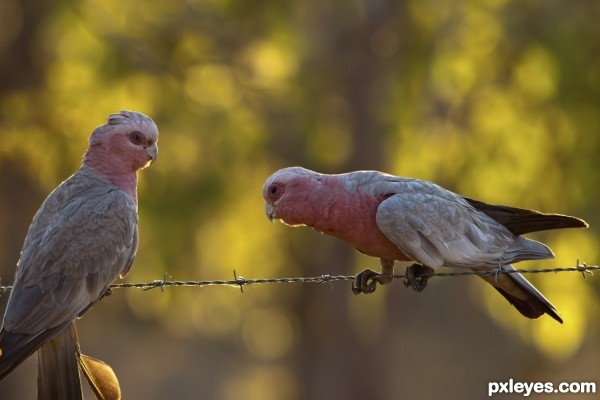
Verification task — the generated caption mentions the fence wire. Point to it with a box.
[1,261,596,295]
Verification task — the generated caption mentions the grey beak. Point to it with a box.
[265,203,275,222]
[147,144,158,162]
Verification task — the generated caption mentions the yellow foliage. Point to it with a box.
[185,64,240,109]
[513,46,558,101]
[238,40,298,88]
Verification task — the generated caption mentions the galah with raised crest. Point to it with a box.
[0,111,158,382]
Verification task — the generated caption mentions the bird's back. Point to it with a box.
[3,166,138,333]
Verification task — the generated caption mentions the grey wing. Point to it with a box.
[375,191,553,269]
[3,189,138,334]
[119,225,138,278]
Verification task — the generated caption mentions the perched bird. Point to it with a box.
[263,167,588,323]
[0,111,158,380]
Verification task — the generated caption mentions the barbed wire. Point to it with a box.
[0,261,596,295]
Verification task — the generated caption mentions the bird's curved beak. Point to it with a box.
[265,203,277,222]
[147,144,158,163]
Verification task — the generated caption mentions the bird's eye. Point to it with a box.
[268,184,283,200]
[129,131,145,145]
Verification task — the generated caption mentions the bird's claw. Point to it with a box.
[352,268,392,295]
[403,263,434,292]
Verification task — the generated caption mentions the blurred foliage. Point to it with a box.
[0,0,599,398]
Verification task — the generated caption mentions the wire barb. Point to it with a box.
[233,269,245,293]
[142,273,171,292]
[0,262,597,295]
[576,259,590,279]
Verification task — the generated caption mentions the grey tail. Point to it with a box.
[37,323,83,399]
[475,265,563,323]
[0,323,70,381]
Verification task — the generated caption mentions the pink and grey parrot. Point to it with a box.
[0,111,158,380]
[263,167,588,323]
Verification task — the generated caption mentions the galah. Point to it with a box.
[263,167,588,323]
[0,111,158,380]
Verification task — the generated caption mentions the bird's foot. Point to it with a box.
[403,263,435,293]
[102,288,113,298]
[352,268,393,295]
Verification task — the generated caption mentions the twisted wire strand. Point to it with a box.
[3,262,593,294]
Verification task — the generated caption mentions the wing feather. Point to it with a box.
[2,172,138,334]
[375,189,553,269]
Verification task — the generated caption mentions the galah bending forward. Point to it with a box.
[263,167,588,323]
[0,111,158,381]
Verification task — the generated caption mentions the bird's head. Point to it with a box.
[262,167,320,225]
[85,111,159,174]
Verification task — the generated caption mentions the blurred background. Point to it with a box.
[0,0,599,398]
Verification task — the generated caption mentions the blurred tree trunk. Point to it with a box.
[286,1,408,398]
[0,0,51,91]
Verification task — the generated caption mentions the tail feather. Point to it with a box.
[475,264,563,323]
[0,322,71,381]
[37,323,83,399]
[464,197,588,235]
